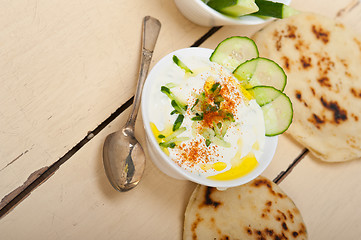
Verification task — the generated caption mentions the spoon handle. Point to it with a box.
[126,16,161,131]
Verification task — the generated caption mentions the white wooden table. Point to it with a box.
[0,0,360,239]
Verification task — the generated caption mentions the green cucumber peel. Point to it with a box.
[207,0,259,17]
[173,55,193,74]
[250,86,293,136]
[163,127,186,142]
[253,0,300,19]
[210,36,259,72]
[161,86,188,114]
[173,114,184,131]
[207,0,237,10]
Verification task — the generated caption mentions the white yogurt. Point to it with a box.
[147,48,265,179]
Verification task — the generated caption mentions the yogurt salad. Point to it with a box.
[142,37,292,187]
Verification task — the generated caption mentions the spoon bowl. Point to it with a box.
[102,16,161,192]
[103,128,146,191]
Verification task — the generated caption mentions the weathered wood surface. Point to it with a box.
[0,0,360,239]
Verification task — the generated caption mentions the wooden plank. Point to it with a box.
[0,0,210,201]
[279,154,361,239]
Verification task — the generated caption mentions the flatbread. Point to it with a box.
[183,176,307,240]
[252,13,361,162]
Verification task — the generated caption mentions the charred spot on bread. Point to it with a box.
[191,213,204,238]
[312,24,330,44]
[300,56,312,69]
[317,76,332,88]
[315,52,335,75]
[286,25,298,39]
[320,96,348,124]
[277,209,287,220]
[295,39,310,51]
[253,178,277,196]
[350,88,361,98]
[310,87,316,96]
[200,187,222,209]
[245,227,253,235]
[265,228,274,236]
[295,90,309,107]
[282,56,290,70]
[353,37,361,52]
[308,113,325,129]
[273,30,283,51]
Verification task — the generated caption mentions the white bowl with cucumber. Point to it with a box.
[142,36,292,188]
[174,0,298,26]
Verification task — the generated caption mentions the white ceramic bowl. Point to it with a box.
[141,48,278,189]
[174,0,291,26]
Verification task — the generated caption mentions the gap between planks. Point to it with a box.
[0,27,221,219]
[0,97,133,219]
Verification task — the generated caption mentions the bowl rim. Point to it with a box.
[141,47,278,188]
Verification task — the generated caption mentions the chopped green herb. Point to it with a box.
[205,139,212,147]
[163,127,186,142]
[173,114,184,131]
[173,55,193,74]
[158,134,165,138]
[161,86,171,95]
[225,112,235,122]
[213,121,222,137]
[210,82,221,92]
[191,99,199,111]
[159,142,176,148]
[170,109,179,115]
[191,113,204,121]
[161,86,188,113]
[171,100,186,115]
[221,120,231,137]
[206,104,218,112]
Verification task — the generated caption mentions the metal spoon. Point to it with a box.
[103,16,161,192]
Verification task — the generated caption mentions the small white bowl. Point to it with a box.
[141,48,278,189]
[174,0,291,26]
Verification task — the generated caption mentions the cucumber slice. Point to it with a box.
[207,0,259,17]
[255,86,293,136]
[173,55,193,73]
[233,57,287,91]
[210,36,259,71]
[248,85,282,106]
[232,58,258,86]
[254,0,300,19]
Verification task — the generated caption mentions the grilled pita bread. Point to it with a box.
[252,13,361,162]
[183,176,307,240]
